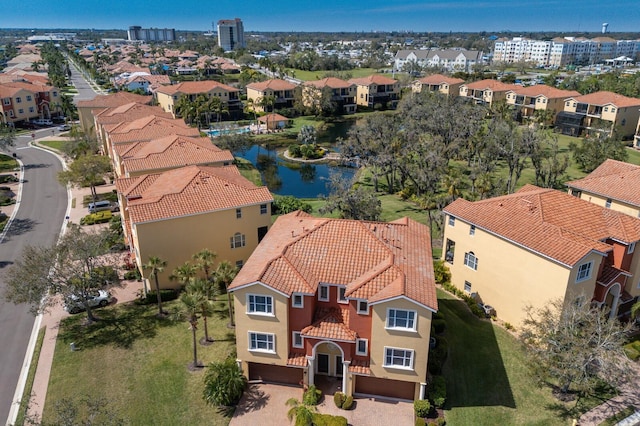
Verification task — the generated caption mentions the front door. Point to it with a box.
[317,354,329,375]
[336,356,343,377]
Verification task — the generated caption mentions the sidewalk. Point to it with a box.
[13,140,142,423]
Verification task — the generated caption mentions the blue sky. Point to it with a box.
[2,0,639,33]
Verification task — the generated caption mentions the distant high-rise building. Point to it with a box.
[127,26,176,42]
[602,23,609,34]
[217,18,245,51]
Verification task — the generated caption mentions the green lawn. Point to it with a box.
[37,140,66,151]
[286,67,381,81]
[44,299,236,425]
[437,289,575,425]
[0,154,18,171]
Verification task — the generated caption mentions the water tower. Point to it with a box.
[602,23,609,34]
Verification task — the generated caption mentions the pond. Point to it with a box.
[237,144,357,198]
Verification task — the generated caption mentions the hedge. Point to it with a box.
[312,413,348,426]
[80,210,112,225]
[428,376,446,408]
[136,289,179,305]
[414,399,431,418]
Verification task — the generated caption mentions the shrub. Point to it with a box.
[0,174,18,183]
[341,395,353,410]
[80,210,112,225]
[123,270,141,280]
[432,311,445,321]
[414,399,431,418]
[203,357,247,407]
[428,337,448,375]
[272,195,312,215]
[624,340,640,361]
[288,144,302,158]
[333,392,346,408]
[427,418,446,426]
[433,260,451,285]
[429,376,446,408]
[415,418,427,426]
[504,322,515,331]
[136,289,179,305]
[303,384,322,406]
[432,319,446,334]
[312,413,348,426]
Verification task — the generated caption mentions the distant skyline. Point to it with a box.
[2,0,640,34]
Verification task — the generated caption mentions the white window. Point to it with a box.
[628,242,636,254]
[464,281,472,293]
[357,300,369,315]
[318,284,329,301]
[464,252,478,270]
[386,308,416,331]
[338,287,347,304]
[469,225,476,236]
[2,98,9,106]
[448,216,455,227]
[292,293,304,308]
[576,261,593,282]
[260,203,268,214]
[230,233,246,248]
[292,331,303,348]
[247,294,273,315]
[384,347,414,370]
[356,338,368,355]
[236,208,242,218]
[249,332,275,353]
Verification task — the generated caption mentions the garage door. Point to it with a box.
[248,363,303,385]
[354,376,416,400]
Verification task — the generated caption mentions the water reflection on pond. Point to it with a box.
[237,145,357,198]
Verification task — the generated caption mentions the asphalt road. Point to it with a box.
[1,58,99,424]
[0,130,68,424]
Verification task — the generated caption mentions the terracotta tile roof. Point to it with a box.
[118,165,273,223]
[444,185,640,267]
[108,116,199,144]
[155,80,239,95]
[566,159,640,207]
[508,85,580,99]
[301,308,357,342]
[416,74,464,85]
[246,79,297,91]
[348,360,371,375]
[77,92,152,108]
[3,81,54,93]
[464,79,520,92]
[117,135,233,174]
[229,211,437,310]
[95,103,171,125]
[258,113,290,123]
[348,75,397,86]
[597,264,630,285]
[568,91,640,108]
[304,77,354,90]
[287,353,307,367]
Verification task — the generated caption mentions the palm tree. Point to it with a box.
[187,279,216,343]
[143,256,167,316]
[179,288,204,368]
[192,248,217,288]
[215,261,238,327]
[203,357,247,407]
[286,398,316,426]
[170,261,197,288]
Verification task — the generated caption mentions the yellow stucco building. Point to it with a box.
[229,212,437,401]
[443,185,640,328]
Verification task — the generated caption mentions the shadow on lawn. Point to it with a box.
[439,298,516,409]
[57,303,176,350]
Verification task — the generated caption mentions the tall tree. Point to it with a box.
[170,261,198,288]
[179,288,205,368]
[3,226,120,323]
[187,279,215,343]
[0,123,16,151]
[215,260,238,327]
[521,298,633,396]
[143,256,167,317]
[319,174,382,221]
[570,127,628,173]
[57,155,112,202]
[192,248,217,289]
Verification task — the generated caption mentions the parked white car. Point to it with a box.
[64,289,113,314]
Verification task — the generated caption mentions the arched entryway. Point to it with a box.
[603,283,621,319]
[308,341,350,396]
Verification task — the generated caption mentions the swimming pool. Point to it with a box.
[207,127,252,137]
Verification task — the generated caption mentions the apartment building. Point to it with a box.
[245,79,297,112]
[394,49,483,73]
[76,92,152,137]
[302,77,357,114]
[458,79,520,107]
[412,74,465,96]
[442,185,640,328]
[155,80,242,120]
[348,75,400,109]
[217,18,245,51]
[230,211,437,401]
[505,85,580,122]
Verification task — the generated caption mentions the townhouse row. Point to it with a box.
[413,74,640,140]
[0,77,62,124]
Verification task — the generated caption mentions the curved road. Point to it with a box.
[2,56,100,424]
[0,131,67,424]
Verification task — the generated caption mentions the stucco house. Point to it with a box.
[76,92,152,137]
[155,80,242,120]
[229,211,437,401]
[442,185,640,328]
[116,165,273,290]
[505,85,580,123]
[556,91,640,139]
[412,74,464,96]
[302,77,356,114]
[348,75,400,110]
[246,79,297,112]
[458,79,520,107]
[566,159,640,218]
